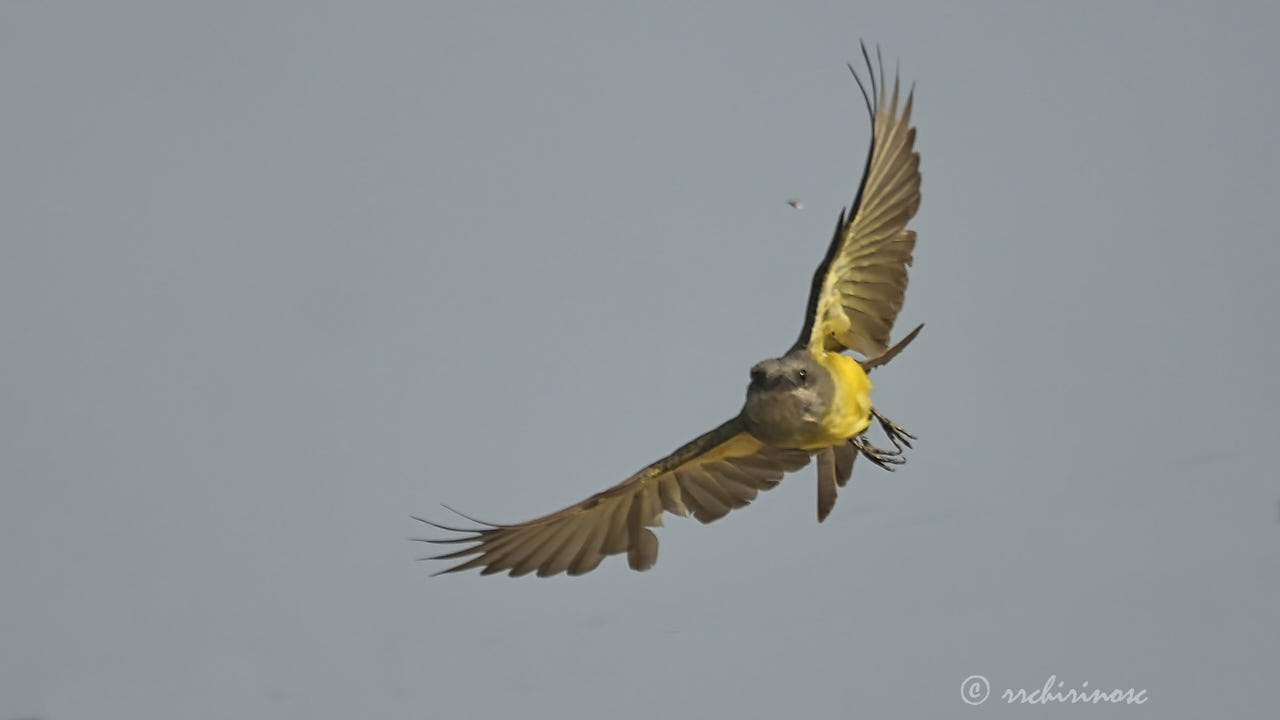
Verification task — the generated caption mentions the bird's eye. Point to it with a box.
[796,368,808,384]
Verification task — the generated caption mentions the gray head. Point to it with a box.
[741,350,835,447]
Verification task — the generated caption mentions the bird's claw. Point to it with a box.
[872,408,916,452]
[851,436,907,471]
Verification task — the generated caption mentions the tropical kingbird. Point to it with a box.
[417,44,924,577]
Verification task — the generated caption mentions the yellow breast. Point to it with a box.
[810,350,873,447]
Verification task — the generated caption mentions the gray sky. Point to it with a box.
[3,2,1278,718]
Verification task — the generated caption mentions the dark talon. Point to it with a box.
[852,435,906,471]
[871,408,916,452]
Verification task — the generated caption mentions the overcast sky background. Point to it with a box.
[3,2,1278,718]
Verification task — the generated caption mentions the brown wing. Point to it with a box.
[795,44,921,359]
[415,417,811,577]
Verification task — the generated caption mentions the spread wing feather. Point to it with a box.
[415,417,811,577]
[795,43,921,359]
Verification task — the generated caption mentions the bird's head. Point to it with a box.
[742,350,834,445]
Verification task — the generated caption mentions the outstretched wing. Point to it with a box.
[795,44,921,359]
[415,417,811,577]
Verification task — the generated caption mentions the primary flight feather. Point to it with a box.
[416,43,924,577]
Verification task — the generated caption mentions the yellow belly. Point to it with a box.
[804,351,872,448]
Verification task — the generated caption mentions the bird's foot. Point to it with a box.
[851,435,906,471]
[871,408,916,453]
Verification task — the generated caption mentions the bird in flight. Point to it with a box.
[416,44,924,577]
